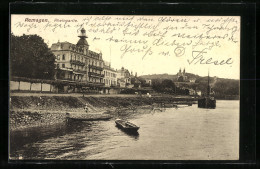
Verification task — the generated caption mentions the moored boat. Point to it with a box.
[67,116,112,122]
[66,112,112,122]
[198,71,216,109]
[115,119,140,132]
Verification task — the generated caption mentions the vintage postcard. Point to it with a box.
[9,15,240,160]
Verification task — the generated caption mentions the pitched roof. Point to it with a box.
[51,42,73,50]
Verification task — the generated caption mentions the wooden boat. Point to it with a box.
[66,112,112,122]
[115,119,139,132]
[67,116,112,122]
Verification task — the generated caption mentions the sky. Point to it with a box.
[11,15,240,79]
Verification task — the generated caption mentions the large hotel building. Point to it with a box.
[50,28,138,92]
[51,28,105,86]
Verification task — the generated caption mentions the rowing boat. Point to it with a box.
[115,119,139,132]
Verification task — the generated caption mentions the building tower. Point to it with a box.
[77,28,89,51]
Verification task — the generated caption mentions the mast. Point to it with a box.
[207,69,210,96]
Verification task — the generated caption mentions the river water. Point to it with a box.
[9,100,239,160]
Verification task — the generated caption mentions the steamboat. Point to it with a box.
[198,71,216,109]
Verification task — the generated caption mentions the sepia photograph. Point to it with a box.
[9,15,240,160]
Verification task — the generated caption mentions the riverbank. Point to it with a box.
[9,100,239,160]
[9,95,197,131]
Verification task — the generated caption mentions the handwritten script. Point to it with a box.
[13,16,240,66]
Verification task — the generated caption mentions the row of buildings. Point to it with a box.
[50,28,141,93]
[50,28,202,95]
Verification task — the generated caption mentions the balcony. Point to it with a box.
[88,82,105,87]
[56,77,73,81]
[70,60,85,66]
[88,64,104,71]
[88,72,105,78]
[73,69,87,74]
[56,67,73,72]
[110,84,117,87]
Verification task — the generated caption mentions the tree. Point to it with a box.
[138,77,150,87]
[152,79,176,94]
[10,33,55,79]
[177,76,184,82]
[161,79,175,89]
[152,79,162,92]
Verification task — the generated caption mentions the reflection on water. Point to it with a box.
[10,100,239,160]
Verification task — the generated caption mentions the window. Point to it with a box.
[62,64,65,68]
[57,55,60,60]
[62,54,65,60]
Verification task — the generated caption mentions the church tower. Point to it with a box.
[77,28,89,51]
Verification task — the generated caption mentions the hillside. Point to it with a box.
[139,73,202,82]
[139,73,239,99]
[139,74,177,80]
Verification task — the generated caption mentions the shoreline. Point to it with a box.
[9,95,195,131]
[9,92,239,100]
[9,94,238,131]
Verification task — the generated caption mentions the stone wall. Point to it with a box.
[10,81,54,92]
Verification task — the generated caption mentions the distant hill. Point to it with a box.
[139,74,177,80]
[139,73,239,99]
[139,73,201,82]
[195,76,239,97]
